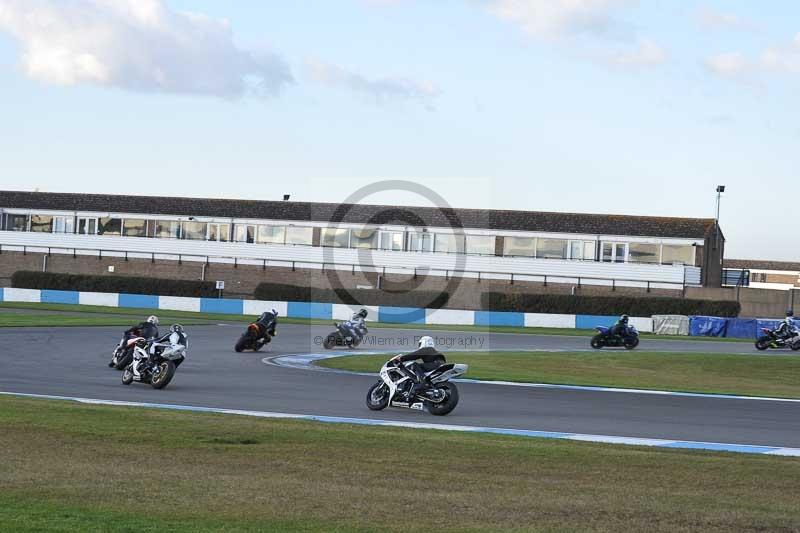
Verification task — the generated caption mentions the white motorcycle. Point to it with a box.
[121,332,187,389]
[365,358,468,416]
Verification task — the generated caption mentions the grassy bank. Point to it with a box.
[0,302,748,342]
[0,396,798,532]
[318,350,800,398]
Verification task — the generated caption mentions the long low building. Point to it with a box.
[0,190,724,292]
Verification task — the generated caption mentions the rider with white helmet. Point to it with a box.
[391,336,447,403]
[109,315,159,367]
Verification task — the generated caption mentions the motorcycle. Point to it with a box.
[121,337,184,389]
[109,335,138,370]
[322,321,367,349]
[235,316,277,352]
[755,328,800,351]
[365,358,468,416]
[590,325,640,350]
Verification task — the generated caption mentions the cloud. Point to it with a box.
[695,6,758,32]
[606,39,667,67]
[487,0,632,39]
[704,52,752,78]
[306,59,440,108]
[705,34,800,81]
[761,33,800,74]
[0,0,293,98]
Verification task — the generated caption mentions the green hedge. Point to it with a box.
[480,292,741,318]
[255,282,449,308]
[11,271,217,298]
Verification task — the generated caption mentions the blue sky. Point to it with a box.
[0,0,797,260]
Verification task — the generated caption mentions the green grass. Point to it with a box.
[0,302,748,342]
[318,350,800,399]
[0,396,798,532]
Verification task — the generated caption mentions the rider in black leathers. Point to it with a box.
[109,316,159,367]
[608,314,630,338]
[256,310,278,338]
[391,336,446,403]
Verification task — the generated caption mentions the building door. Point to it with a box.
[77,217,97,235]
[602,242,628,263]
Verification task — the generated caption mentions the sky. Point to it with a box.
[0,0,798,260]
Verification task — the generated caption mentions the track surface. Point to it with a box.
[1,324,798,448]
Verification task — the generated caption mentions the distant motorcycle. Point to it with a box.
[590,325,640,350]
[323,321,367,349]
[235,315,277,352]
[755,328,800,351]
[121,337,184,389]
[365,357,468,416]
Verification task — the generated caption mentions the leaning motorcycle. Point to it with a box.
[109,336,138,370]
[365,358,468,416]
[590,325,640,350]
[235,316,277,352]
[755,328,800,351]
[323,321,367,349]
[121,337,184,389]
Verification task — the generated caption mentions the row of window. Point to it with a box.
[0,213,697,265]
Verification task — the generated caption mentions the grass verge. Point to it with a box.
[0,302,749,342]
[0,396,799,532]
[318,350,800,399]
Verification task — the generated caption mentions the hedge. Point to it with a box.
[255,282,450,309]
[480,292,741,318]
[11,271,217,298]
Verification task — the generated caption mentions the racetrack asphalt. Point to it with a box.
[1,323,798,448]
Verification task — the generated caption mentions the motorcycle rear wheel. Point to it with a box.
[755,337,770,351]
[151,361,176,390]
[366,382,389,411]
[590,335,604,349]
[426,383,459,416]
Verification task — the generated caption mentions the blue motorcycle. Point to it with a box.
[590,325,640,350]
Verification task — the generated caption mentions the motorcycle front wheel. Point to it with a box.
[426,382,459,416]
[234,335,249,353]
[366,382,390,411]
[151,360,176,390]
[624,337,639,350]
[114,350,133,370]
[755,337,770,351]
[590,335,604,349]
[121,366,134,385]
[323,333,338,350]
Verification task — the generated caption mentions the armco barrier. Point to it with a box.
[0,287,672,333]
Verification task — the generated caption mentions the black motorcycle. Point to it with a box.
[323,321,367,349]
[755,328,800,351]
[235,316,277,352]
[590,325,640,350]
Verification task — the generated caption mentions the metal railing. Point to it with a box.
[0,241,695,292]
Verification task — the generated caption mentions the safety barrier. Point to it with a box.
[0,287,657,333]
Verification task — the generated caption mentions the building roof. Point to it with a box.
[0,190,717,239]
[726,259,800,272]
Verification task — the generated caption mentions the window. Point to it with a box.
[77,217,97,235]
[29,215,53,232]
[153,220,180,239]
[285,226,313,245]
[351,228,379,249]
[6,214,28,231]
[51,216,74,234]
[536,238,568,259]
[380,231,404,251]
[207,223,230,242]
[434,234,463,254]
[98,217,122,236]
[570,241,596,261]
[123,219,147,238]
[235,224,256,243]
[503,236,536,257]
[466,235,495,255]
[628,243,660,264]
[602,242,627,263]
[257,225,286,244]
[181,221,207,240]
[752,272,768,283]
[321,228,350,248]
[661,245,695,266]
[407,232,433,253]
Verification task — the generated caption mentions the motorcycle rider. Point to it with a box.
[343,308,368,341]
[608,314,630,338]
[390,336,446,403]
[774,310,797,341]
[256,309,279,339]
[109,315,159,367]
[135,324,188,376]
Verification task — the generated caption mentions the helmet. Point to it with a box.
[620,314,629,323]
[357,308,368,319]
[418,336,435,349]
[171,324,184,334]
[787,310,794,318]
[147,315,159,326]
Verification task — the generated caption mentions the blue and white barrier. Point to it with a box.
[0,287,659,332]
